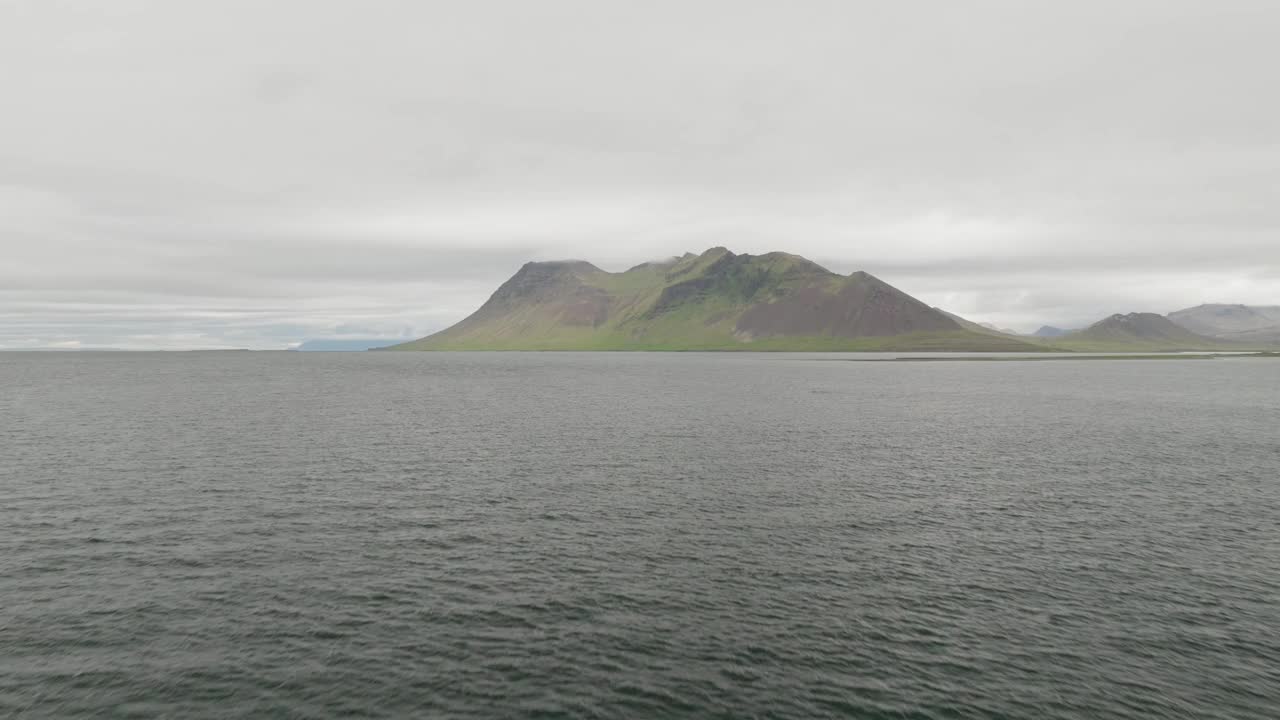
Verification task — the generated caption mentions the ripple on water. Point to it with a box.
[2,352,1279,719]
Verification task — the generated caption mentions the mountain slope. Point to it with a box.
[936,309,1029,341]
[389,248,1046,351]
[1167,304,1280,343]
[1052,312,1248,351]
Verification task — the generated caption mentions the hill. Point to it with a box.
[1033,326,1070,337]
[1167,304,1280,344]
[388,248,1047,351]
[1051,312,1248,351]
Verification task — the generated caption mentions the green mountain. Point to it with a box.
[1050,312,1250,351]
[388,248,1046,351]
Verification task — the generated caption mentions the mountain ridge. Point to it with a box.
[1050,312,1247,351]
[1167,304,1280,343]
[389,248,1045,351]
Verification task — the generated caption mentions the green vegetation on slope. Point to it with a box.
[391,330,1043,352]
[389,248,1051,352]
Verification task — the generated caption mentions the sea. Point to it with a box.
[2,351,1278,719]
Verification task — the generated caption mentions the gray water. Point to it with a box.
[2,352,1278,719]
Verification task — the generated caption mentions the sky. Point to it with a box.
[2,0,1277,349]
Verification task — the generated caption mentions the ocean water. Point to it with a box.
[2,351,1278,719]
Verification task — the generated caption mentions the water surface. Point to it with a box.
[3,352,1278,718]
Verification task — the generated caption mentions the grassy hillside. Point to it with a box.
[389,248,1049,352]
[391,330,1042,352]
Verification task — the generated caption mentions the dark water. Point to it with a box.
[3,352,1279,719]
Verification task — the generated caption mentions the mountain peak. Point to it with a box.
[1090,312,1174,330]
[1061,311,1234,350]
[1101,312,1156,324]
[518,259,601,274]
[479,259,604,311]
[389,248,1043,351]
[1167,303,1280,343]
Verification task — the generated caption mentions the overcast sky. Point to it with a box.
[3,0,1277,348]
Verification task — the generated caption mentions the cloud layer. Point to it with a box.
[3,0,1277,348]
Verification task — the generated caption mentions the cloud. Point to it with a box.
[1,0,1278,347]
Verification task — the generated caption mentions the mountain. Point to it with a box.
[1167,304,1280,344]
[388,248,1046,351]
[1053,312,1245,351]
[291,338,403,351]
[1033,326,1070,337]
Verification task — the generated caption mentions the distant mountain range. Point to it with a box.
[1167,304,1280,344]
[1032,305,1280,351]
[1051,313,1238,351]
[385,248,1277,352]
